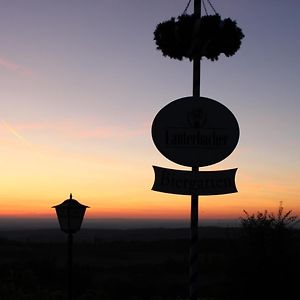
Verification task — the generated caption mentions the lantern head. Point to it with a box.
[52,194,89,234]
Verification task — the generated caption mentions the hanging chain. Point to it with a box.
[202,0,208,15]
[183,0,192,14]
[183,0,217,15]
[206,0,218,14]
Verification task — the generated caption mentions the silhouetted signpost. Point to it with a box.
[152,166,237,195]
[151,97,239,300]
[152,96,239,167]
[152,0,244,299]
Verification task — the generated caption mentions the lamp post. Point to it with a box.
[52,193,89,300]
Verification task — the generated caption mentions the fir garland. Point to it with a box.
[154,14,244,61]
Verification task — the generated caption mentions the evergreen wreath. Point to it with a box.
[154,14,244,61]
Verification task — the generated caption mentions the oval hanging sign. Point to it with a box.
[151,96,239,167]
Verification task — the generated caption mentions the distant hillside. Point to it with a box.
[0,226,242,243]
[0,217,239,230]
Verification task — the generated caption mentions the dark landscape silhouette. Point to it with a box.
[0,204,299,299]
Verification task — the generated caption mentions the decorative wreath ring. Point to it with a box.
[154,14,244,61]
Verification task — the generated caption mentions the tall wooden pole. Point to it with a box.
[190,1,201,300]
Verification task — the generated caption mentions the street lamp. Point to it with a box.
[52,193,89,300]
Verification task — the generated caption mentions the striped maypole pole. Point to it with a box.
[190,1,201,300]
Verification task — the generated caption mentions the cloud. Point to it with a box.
[1,120,31,144]
[0,120,122,165]
[3,120,148,140]
[0,119,147,164]
[74,126,146,139]
[0,56,33,77]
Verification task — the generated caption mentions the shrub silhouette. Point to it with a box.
[240,202,298,256]
[231,202,299,299]
[241,201,298,234]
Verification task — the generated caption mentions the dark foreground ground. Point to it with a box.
[0,227,299,300]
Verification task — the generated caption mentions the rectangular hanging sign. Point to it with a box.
[152,166,237,196]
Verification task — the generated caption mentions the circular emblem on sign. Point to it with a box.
[151,96,239,167]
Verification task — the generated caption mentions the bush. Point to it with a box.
[230,202,299,299]
[240,202,298,253]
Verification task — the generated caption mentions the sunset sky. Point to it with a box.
[0,0,299,225]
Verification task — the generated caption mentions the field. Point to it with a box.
[0,227,299,300]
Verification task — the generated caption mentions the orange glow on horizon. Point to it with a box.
[0,120,299,222]
[1,192,299,221]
